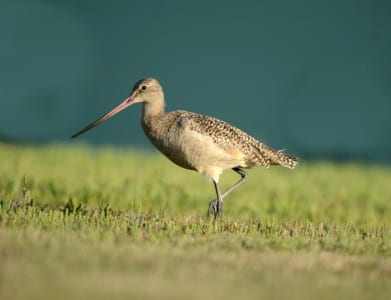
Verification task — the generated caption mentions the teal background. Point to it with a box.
[1,0,390,161]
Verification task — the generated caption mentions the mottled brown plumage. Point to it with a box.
[72,77,298,221]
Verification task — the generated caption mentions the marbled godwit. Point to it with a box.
[72,78,298,221]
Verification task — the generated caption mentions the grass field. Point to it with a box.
[0,143,390,300]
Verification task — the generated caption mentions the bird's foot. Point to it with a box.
[207,199,224,222]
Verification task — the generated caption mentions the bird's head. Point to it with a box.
[71,77,163,138]
[129,77,163,104]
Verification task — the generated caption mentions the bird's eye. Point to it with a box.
[141,85,147,91]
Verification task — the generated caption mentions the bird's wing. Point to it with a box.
[173,110,298,169]
[172,110,271,167]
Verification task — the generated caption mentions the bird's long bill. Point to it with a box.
[71,97,135,138]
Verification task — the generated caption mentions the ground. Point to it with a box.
[0,143,390,300]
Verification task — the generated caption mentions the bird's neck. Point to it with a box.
[141,97,165,121]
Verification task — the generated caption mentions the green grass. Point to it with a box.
[0,143,390,300]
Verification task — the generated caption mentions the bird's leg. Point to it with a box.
[207,168,248,221]
[207,180,224,222]
[221,167,248,198]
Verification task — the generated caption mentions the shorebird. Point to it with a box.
[72,78,298,221]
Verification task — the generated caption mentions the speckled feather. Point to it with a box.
[170,110,298,169]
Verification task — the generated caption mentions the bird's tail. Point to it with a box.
[265,147,299,169]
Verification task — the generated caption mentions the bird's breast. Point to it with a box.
[141,116,197,170]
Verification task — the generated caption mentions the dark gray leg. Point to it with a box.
[221,167,248,198]
[207,168,248,221]
[209,180,223,222]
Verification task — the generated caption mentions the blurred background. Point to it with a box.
[1,0,390,162]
